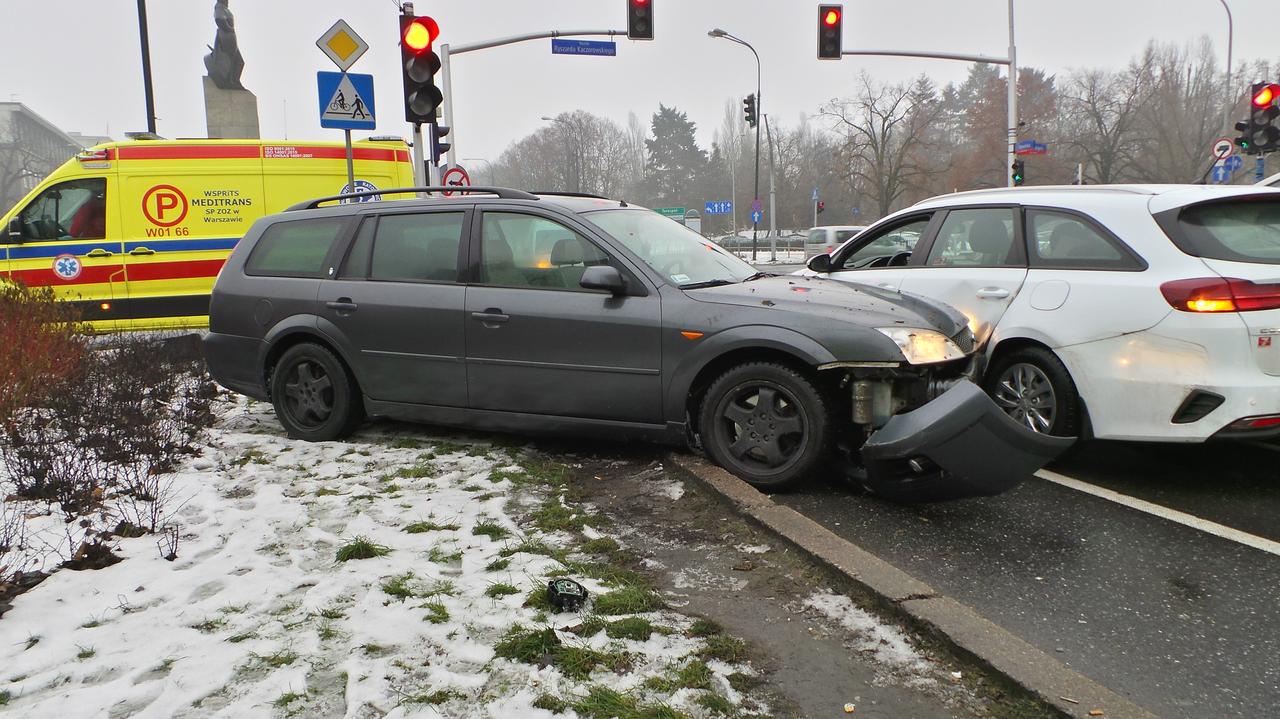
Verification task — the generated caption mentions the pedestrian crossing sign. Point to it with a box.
[317,71,376,130]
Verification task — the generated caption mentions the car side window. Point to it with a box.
[479,212,611,290]
[832,217,928,270]
[245,218,346,278]
[18,178,107,241]
[926,208,1020,267]
[369,212,465,283]
[1027,210,1141,270]
[338,218,376,279]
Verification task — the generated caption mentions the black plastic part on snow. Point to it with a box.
[547,578,588,612]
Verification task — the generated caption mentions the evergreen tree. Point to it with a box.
[643,105,708,207]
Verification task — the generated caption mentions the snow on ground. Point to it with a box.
[0,397,766,718]
[801,592,937,687]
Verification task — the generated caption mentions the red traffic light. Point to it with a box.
[823,8,841,26]
[402,16,438,54]
[1253,84,1280,108]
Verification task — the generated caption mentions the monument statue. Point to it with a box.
[203,0,246,91]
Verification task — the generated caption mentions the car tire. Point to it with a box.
[984,346,1081,438]
[270,343,364,441]
[699,362,831,491]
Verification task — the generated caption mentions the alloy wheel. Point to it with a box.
[718,382,808,472]
[992,362,1056,433]
[281,360,334,429]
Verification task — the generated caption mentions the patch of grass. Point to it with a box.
[317,622,339,641]
[571,686,687,719]
[532,693,568,712]
[484,558,510,572]
[336,536,391,562]
[318,606,346,620]
[577,615,607,638]
[76,645,95,660]
[580,536,621,556]
[273,691,306,708]
[643,675,676,693]
[390,463,435,480]
[726,672,762,694]
[389,437,422,449]
[190,618,226,633]
[494,626,560,664]
[461,483,485,492]
[381,483,402,494]
[696,692,735,716]
[24,635,39,651]
[565,560,647,588]
[407,689,464,704]
[556,645,615,680]
[675,660,713,690]
[698,635,748,663]
[606,617,653,641]
[421,601,450,624]
[228,631,256,643]
[466,445,492,457]
[430,440,466,454]
[687,619,722,637]
[80,618,103,629]
[487,469,525,484]
[523,585,557,612]
[0,690,8,705]
[315,487,341,497]
[471,519,510,541]
[531,496,588,533]
[484,582,521,599]
[593,586,664,615]
[252,649,298,668]
[359,643,387,656]
[381,572,416,600]
[426,546,462,564]
[219,604,249,615]
[498,540,565,561]
[233,449,270,467]
[420,580,457,597]
[404,519,460,534]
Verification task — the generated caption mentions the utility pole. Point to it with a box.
[764,113,778,261]
[136,0,157,134]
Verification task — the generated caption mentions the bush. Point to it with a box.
[0,283,85,430]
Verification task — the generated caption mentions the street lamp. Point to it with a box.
[709,28,763,262]
[541,115,581,193]
[1218,0,1234,129]
[462,157,496,185]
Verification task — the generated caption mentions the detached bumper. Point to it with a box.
[860,380,1073,503]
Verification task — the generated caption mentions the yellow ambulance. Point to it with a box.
[1,138,415,330]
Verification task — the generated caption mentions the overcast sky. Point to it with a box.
[6,0,1277,167]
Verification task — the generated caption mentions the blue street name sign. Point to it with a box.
[705,200,732,215]
[317,71,376,130]
[551,39,617,56]
[750,209,764,224]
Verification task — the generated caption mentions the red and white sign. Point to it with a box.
[1212,137,1235,161]
[142,184,189,227]
[440,166,471,197]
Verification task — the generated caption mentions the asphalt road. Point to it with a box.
[777,440,1280,718]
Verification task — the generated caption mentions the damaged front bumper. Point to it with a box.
[858,380,1073,503]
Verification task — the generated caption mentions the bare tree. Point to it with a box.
[822,73,944,217]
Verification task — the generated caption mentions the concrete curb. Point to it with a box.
[667,452,1161,719]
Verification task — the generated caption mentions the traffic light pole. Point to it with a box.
[839,0,1018,187]
[412,122,428,194]
[438,29,625,169]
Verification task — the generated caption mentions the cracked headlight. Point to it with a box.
[875,327,966,365]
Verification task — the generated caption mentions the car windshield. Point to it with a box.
[585,209,758,288]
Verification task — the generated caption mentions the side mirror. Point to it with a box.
[6,217,21,242]
[580,265,626,295]
[807,253,832,273]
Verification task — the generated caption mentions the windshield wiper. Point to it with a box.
[679,279,736,290]
[743,271,774,282]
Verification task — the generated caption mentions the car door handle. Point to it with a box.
[471,310,509,325]
[325,299,358,313]
[976,287,1011,299]
[86,248,112,258]
[128,247,156,256]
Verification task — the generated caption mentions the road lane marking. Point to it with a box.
[1035,469,1280,558]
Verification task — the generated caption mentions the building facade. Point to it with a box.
[0,102,88,215]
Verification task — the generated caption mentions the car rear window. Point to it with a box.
[1160,198,1280,265]
[245,218,346,277]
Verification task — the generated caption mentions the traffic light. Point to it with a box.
[816,200,826,214]
[1011,158,1025,186]
[627,0,653,40]
[400,13,442,124]
[817,4,843,60]
[743,94,757,128]
[1250,82,1280,154]
[430,123,451,165]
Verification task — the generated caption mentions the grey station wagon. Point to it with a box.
[203,187,1068,500]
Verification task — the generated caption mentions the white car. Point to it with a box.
[804,225,867,259]
[800,184,1280,442]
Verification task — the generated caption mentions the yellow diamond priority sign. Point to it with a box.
[317,19,369,72]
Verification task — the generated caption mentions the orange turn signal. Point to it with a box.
[680,331,704,340]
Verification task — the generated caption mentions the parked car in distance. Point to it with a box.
[805,225,867,259]
[801,184,1280,444]
[204,186,1068,501]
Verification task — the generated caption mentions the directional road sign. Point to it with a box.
[811,187,820,201]
[750,209,764,224]
[704,201,732,215]
[655,207,685,218]
[317,20,369,72]
[1212,165,1231,183]
[318,72,376,130]
[551,39,617,56]
[1225,155,1244,173]
[750,198,763,213]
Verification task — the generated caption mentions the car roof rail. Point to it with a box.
[532,190,611,200]
[285,186,540,211]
